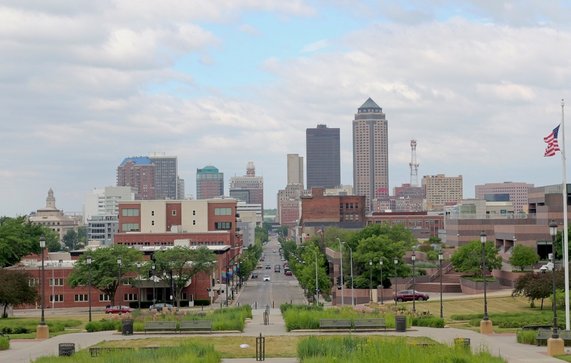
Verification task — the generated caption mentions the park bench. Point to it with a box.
[144,321,177,334]
[353,318,386,331]
[319,319,352,330]
[536,328,552,346]
[179,320,212,333]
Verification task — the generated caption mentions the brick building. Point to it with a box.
[300,188,366,232]
[366,211,443,239]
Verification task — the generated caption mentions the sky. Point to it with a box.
[2,0,571,217]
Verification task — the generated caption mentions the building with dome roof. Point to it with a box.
[196,165,224,199]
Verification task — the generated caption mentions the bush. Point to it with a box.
[516,330,537,345]
[412,316,444,328]
[0,336,9,350]
[85,319,121,332]
[193,300,210,306]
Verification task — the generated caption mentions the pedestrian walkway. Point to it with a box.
[1,308,568,363]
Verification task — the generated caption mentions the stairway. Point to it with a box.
[415,270,462,293]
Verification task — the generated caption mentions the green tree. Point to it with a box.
[451,240,502,277]
[68,245,143,306]
[62,227,87,251]
[153,246,215,308]
[512,270,563,309]
[509,245,539,272]
[295,243,330,303]
[0,269,37,318]
[0,216,59,267]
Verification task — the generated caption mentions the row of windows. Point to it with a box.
[214,208,232,216]
[215,222,232,230]
[55,294,112,303]
[122,223,140,232]
[122,208,140,217]
[49,278,64,286]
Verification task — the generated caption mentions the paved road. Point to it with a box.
[236,236,306,309]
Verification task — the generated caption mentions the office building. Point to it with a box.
[229,162,264,210]
[352,98,389,212]
[423,174,463,211]
[149,155,179,200]
[287,154,304,187]
[475,182,533,213]
[116,156,156,200]
[28,189,82,241]
[196,165,224,200]
[306,125,340,189]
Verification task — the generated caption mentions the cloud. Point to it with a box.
[301,39,330,53]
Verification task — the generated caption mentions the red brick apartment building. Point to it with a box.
[13,198,242,310]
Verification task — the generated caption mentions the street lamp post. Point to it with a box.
[438,252,443,319]
[117,256,122,311]
[36,235,49,339]
[87,256,92,322]
[412,249,416,313]
[547,220,564,355]
[379,259,384,304]
[337,238,344,306]
[479,231,493,334]
[394,258,398,306]
[314,250,319,305]
[151,264,156,306]
[369,260,373,303]
[348,245,354,306]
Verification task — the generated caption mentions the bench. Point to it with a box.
[179,320,212,333]
[144,321,177,334]
[536,328,552,346]
[319,319,352,330]
[353,318,386,331]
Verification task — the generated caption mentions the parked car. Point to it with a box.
[105,305,133,314]
[284,270,293,276]
[149,303,173,312]
[263,275,271,282]
[393,290,429,302]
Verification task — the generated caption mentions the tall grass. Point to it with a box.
[297,336,506,363]
[451,311,555,328]
[516,330,537,345]
[281,305,407,331]
[33,341,220,363]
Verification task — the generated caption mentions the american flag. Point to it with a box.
[544,125,561,157]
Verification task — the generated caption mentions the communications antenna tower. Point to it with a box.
[409,140,419,186]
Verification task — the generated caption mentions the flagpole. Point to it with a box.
[561,98,569,331]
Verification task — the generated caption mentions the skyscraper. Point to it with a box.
[287,154,304,187]
[229,162,264,209]
[306,124,340,189]
[149,155,179,200]
[196,165,224,199]
[352,98,389,212]
[116,156,156,200]
[423,174,463,211]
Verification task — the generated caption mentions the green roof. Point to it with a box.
[358,97,381,111]
[198,165,219,173]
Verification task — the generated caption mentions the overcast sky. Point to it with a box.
[2,0,571,216]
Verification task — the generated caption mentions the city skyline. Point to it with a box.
[1,1,570,216]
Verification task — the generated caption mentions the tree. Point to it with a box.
[153,246,215,308]
[450,240,502,277]
[0,269,37,318]
[68,245,143,306]
[0,216,59,267]
[512,270,563,309]
[509,245,539,271]
[295,243,330,303]
[62,227,86,251]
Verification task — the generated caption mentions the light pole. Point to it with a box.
[348,245,354,306]
[36,235,49,339]
[337,238,344,306]
[87,255,92,322]
[547,220,564,355]
[314,250,319,305]
[117,256,122,310]
[438,251,443,319]
[151,264,156,306]
[412,248,416,313]
[136,262,142,309]
[369,260,373,303]
[379,259,384,304]
[394,258,398,306]
[479,231,493,334]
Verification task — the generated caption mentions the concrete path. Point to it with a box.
[1,309,568,363]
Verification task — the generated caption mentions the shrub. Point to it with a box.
[193,300,210,306]
[412,316,444,328]
[0,336,9,350]
[85,319,121,332]
[516,330,537,345]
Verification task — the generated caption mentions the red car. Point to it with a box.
[105,305,133,314]
[393,290,429,302]
[284,270,293,276]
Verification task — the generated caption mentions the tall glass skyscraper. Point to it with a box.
[306,124,340,189]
